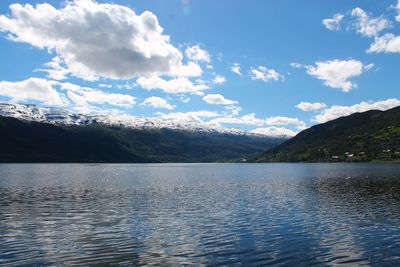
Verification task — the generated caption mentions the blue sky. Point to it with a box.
[0,0,399,136]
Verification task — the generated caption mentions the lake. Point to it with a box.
[1,163,400,266]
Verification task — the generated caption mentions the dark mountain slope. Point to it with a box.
[255,106,400,162]
[0,116,284,163]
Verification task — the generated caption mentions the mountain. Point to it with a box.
[0,103,254,135]
[0,103,286,163]
[255,106,400,162]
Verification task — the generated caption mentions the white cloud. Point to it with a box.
[136,75,209,94]
[37,56,69,80]
[208,113,265,127]
[305,59,364,92]
[0,1,201,80]
[290,62,303,69]
[250,66,283,82]
[363,63,375,71]
[313,98,400,123]
[185,45,210,63]
[98,84,112,88]
[251,127,298,137]
[351,7,390,37]
[203,94,238,105]
[225,105,242,116]
[296,102,327,111]
[179,95,190,103]
[322,13,344,31]
[157,110,284,130]
[59,82,135,108]
[207,113,306,130]
[154,109,308,135]
[116,83,134,90]
[171,61,203,77]
[0,78,66,105]
[0,77,136,112]
[157,110,219,124]
[213,75,226,84]
[266,116,306,129]
[368,33,400,53]
[231,63,242,76]
[396,0,400,22]
[141,96,174,110]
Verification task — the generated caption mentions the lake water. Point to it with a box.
[1,163,400,266]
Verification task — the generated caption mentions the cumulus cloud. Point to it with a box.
[0,0,201,80]
[231,63,242,76]
[185,45,210,63]
[202,94,238,105]
[0,77,136,112]
[322,13,344,31]
[59,82,135,108]
[208,113,265,127]
[157,111,283,130]
[136,75,209,94]
[37,56,70,80]
[0,78,66,105]
[141,96,174,110]
[313,98,400,123]
[305,59,364,92]
[322,6,399,54]
[251,127,298,137]
[266,116,306,129]
[296,102,327,111]
[207,113,306,130]
[213,75,226,84]
[250,66,283,82]
[351,7,390,37]
[156,111,219,124]
[225,105,242,116]
[155,109,307,136]
[368,33,400,53]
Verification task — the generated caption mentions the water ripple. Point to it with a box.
[0,163,400,266]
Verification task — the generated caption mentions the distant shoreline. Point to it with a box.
[0,161,399,164]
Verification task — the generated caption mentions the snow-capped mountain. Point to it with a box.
[0,103,286,163]
[0,103,259,136]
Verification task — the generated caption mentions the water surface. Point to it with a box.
[1,163,400,266]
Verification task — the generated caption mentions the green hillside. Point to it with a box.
[256,106,400,162]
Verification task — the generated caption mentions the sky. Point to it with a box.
[0,0,399,136]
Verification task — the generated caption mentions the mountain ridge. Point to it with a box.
[0,103,286,163]
[0,102,290,138]
[255,106,400,162]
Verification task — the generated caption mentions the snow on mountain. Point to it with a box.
[0,103,270,137]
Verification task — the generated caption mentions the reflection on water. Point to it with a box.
[0,163,400,266]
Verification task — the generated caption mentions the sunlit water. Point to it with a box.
[1,163,400,266]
